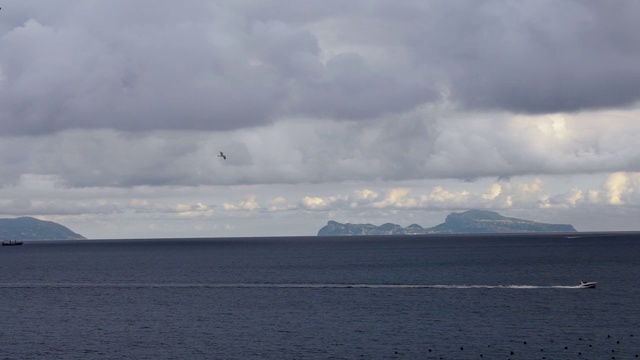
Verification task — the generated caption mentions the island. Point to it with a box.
[317,210,576,236]
[0,216,86,241]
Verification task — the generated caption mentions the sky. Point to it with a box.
[1,0,640,239]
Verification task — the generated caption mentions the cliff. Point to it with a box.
[317,210,576,236]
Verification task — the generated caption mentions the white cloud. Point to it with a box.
[566,188,585,207]
[354,189,379,200]
[482,184,502,200]
[603,172,640,205]
[176,202,212,218]
[605,172,629,205]
[422,186,466,205]
[301,196,339,210]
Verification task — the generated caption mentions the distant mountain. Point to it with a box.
[317,210,576,236]
[0,217,87,240]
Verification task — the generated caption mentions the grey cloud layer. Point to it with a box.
[2,112,639,189]
[2,0,640,135]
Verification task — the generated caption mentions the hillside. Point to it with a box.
[0,217,86,240]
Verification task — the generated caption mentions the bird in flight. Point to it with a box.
[218,151,226,160]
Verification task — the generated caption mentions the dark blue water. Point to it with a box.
[1,233,639,359]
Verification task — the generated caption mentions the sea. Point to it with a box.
[1,233,639,359]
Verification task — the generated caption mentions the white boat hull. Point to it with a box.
[579,281,597,289]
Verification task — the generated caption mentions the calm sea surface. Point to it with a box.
[1,233,639,359]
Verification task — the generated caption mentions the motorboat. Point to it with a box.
[2,239,23,246]
[579,281,597,289]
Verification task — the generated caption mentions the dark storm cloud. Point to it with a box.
[316,0,640,113]
[1,0,639,136]
[290,53,437,119]
[0,2,286,135]
[392,0,640,113]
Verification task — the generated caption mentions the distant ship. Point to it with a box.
[2,239,23,246]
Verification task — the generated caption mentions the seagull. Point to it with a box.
[218,151,226,160]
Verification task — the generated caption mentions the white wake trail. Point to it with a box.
[0,283,587,289]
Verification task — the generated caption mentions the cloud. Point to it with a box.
[3,1,640,137]
[398,1,640,113]
[602,172,640,205]
[482,184,502,200]
[176,202,212,218]
[301,196,336,210]
[1,107,639,191]
[2,1,640,237]
[372,188,414,208]
[4,172,640,237]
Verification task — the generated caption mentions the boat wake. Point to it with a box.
[0,283,587,289]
